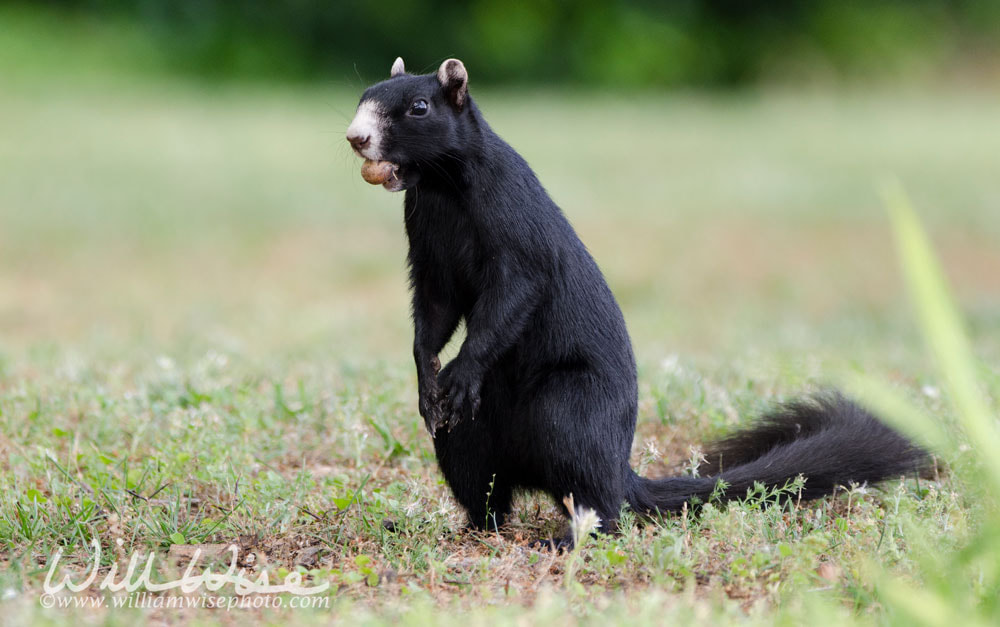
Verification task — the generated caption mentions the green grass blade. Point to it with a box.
[883,181,1000,493]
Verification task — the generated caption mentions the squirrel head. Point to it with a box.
[346,58,474,192]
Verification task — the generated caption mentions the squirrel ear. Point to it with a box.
[390,57,405,77]
[436,58,468,110]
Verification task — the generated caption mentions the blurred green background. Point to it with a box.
[3,0,1000,86]
[1,0,998,366]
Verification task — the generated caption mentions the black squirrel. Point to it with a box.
[345,57,929,546]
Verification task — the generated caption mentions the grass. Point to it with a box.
[0,67,998,624]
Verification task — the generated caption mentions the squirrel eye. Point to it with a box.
[408,99,429,116]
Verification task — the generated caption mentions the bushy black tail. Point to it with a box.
[626,394,930,514]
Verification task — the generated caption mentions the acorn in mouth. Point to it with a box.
[360,159,399,186]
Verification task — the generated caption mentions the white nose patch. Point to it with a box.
[346,100,388,160]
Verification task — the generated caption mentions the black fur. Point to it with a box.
[348,63,929,543]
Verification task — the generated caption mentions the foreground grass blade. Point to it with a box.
[882,181,1000,493]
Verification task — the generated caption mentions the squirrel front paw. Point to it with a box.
[437,360,482,429]
[417,354,445,436]
[418,384,446,436]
